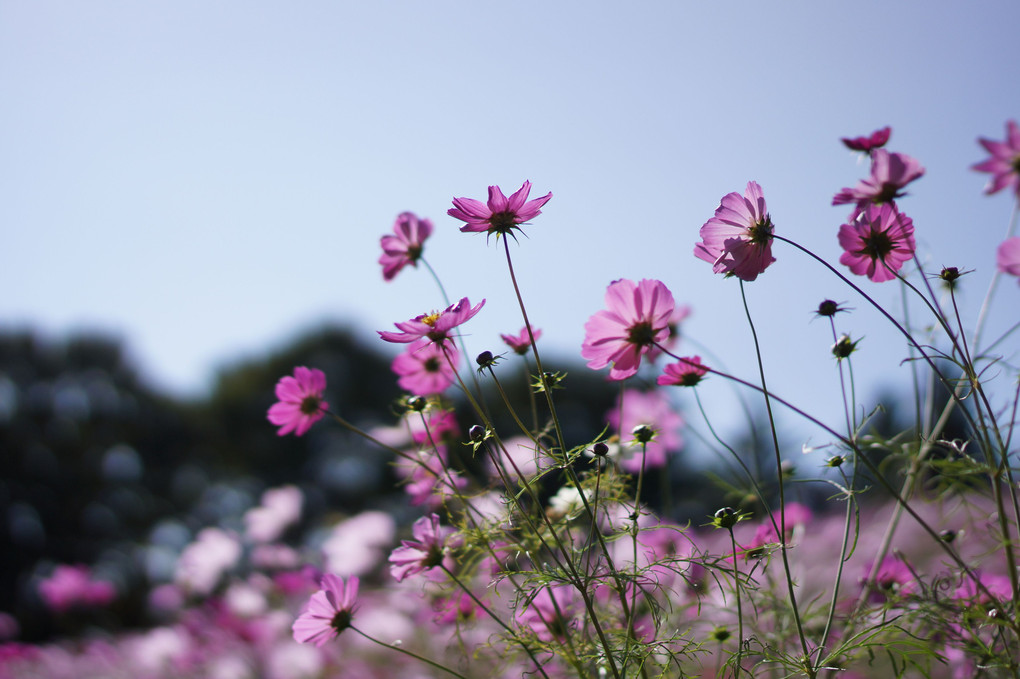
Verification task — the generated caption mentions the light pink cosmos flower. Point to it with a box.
[448,181,552,237]
[388,513,456,582]
[500,326,541,355]
[322,511,396,578]
[832,149,925,211]
[581,278,675,380]
[973,120,1020,197]
[267,367,328,437]
[841,126,891,154]
[391,338,459,395]
[244,485,303,544]
[291,574,359,647]
[694,181,776,281]
[837,203,916,282]
[38,564,115,613]
[607,388,684,473]
[174,527,242,596]
[997,237,1020,283]
[379,212,433,281]
[378,297,485,346]
[657,356,707,387]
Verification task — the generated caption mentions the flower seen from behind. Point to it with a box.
[500,326,541,355]
[389,513,456,582]
[581,278,675,380]
[292,574,359,647]
[448,181,552,237]
[391,338,459,395]
[837,203,916,282]
[841,126,891,154]
[694,181,776,281]
[378,297,485,346]
[267,367,329,437]
[973,120,1020,197]
[657,356,707,387]
[379,211,433,281]
[832,149,925,211]
[997,237,1020,283]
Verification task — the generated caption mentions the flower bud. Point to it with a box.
[406,395,427,412]
[475,351,495,367]
[469,424,485,442]
[591,442,609,457]
[831,334,860,360]
[713,507,740,530]
[631,424,655,444]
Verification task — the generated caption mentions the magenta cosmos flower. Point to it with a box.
[694,181,776,281]
[389,513,456,582]
[500,326,541,355]
[267,367,329,436]
[837,203,916,282]
[973,120,1020,197]
[379,211,433,281]
[379,297,485,346]
[448,181,552,236]
[292,574,359,647]
[581,278,674,380]
[998,237,1020,283]
[832,149,925,210]
[38,565,116,613]
[391,338,459,395]
[841,126,891,154]
[657,356,707,387]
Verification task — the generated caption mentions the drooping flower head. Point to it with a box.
[448,181,552,237]
[500,326,541,355]
[581,278,675,380]
[837,203,916,282]
[391,338,459,395]
[379,212,433,281]
[973,120,1020,197]
[388,513,457,582]
[291,574,359,647]
[832,149,925,211]
[841,126,891,154]
[694,181,776,281]
[657,356,707,387]
[378,297,485,346]
[997,237,1020,284]
[267,367,329,437]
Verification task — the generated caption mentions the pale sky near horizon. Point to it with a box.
[2,1,1019,445]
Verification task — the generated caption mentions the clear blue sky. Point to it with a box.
[2,1,1018,441]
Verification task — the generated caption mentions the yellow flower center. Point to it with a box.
[421,311,442,327]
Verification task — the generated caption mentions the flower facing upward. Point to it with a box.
[841,126,891,154]
[832,149,925,211]
[837,203,916,282]
[997,237,1020,283]
[448,181,552,236]
[291,574,359,647]
[973,120,1020,197]
[657,356,707,387]
[267,367,329,437]
[694,181,776,281]
[389,513,456,582]
[379,212,433,281]
[378,297,485,346]
[500,326,541,355]
[391,338,459,395]
[581,278,675,380]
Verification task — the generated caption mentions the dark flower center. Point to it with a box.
[860,229,894,260]
[1012,154,1020,174]
[406,244,423,262]
[626,321,657,347]
[680,373,703,387]
[330,609,352,634]
[422,544,444,569]
[875,183,902,204]
[299,396,322,415]
[747,216,774,246]
[487,210,518,234]
[423,357,441,373]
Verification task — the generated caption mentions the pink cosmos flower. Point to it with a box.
[832,149,925,210]
[38,564,115,613]
[607,388,684,473]
[694,181,776,281]
[996,236,1020,283]
[837,203,916,282]
[267,367,328,437]
[448,181,552,236]
[500,326,541,355]
[973,120,1020,197]
[860,556,915,604]
[174,527,241,595]
[378,297,485,346]
[388,513,456,582]
[841,126,891,154]
[379,212,433,281]
[291,574,359,647]
[657,356,707,387]
[581,278,675,380]
[243,485,303,543]
[391,338,459,395]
